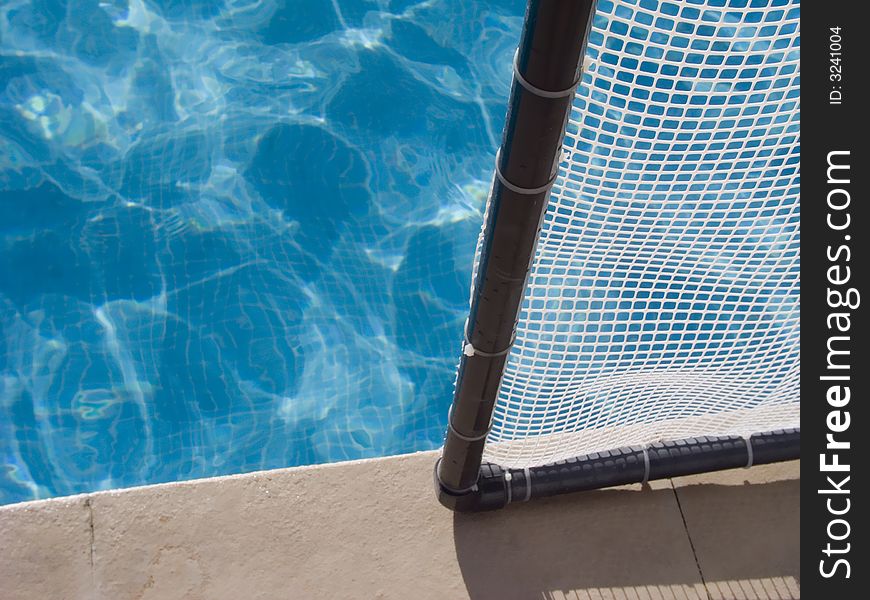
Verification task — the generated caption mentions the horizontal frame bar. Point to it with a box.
[436,428,799,512]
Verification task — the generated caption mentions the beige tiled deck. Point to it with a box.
[0,453,799,600]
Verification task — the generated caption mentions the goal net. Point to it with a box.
[481,0,800,469]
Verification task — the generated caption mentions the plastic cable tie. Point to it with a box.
[523,467,532,502]
[641,446,651,485]
[447,404,491,442]
[494,148,558,195]
[463,326,516,358]
[513,49,581,99]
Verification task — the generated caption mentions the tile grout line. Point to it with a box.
[669,479,712,600]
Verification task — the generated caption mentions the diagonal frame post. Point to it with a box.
[436,0,598,511]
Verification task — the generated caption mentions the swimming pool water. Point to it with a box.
[0,0,526,504]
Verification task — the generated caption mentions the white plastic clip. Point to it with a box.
[641,446,651,485]
[462,327,516,359]
[513,49,581,99]
[446,405,491,442]
[523,467,532,502]
[494,148,558,196]
[744,437,754,469]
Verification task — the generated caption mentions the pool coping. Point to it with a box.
[0,451,799,599]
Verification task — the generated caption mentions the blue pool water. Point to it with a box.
[0,0,526,504]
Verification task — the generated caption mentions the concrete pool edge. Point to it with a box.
[0,452,799,599]
[0,450,429,511]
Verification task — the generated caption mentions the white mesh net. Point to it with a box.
[482,0,800,468]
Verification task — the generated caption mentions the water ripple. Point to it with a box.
[0,0,525,504]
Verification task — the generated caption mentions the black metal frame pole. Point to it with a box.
[436,0,597,511]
